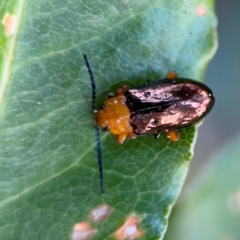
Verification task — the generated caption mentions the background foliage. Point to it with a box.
[0,0,217,239]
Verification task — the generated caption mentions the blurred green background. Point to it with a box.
[165,0,240,239]
[187,0,240,182]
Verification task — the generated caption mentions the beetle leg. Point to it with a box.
[116,85,130,96]
[154,132,161,139]
[166,131,180,142]
[147,79,154,83]
[117,134,128,144]
[166,71,177,79]
[103,127,110,132]
[129,132,137,139]
[107,92,114,98]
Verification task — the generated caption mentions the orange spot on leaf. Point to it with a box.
[89,204,112,222]
[114,215,143,240]
[197,5,207,16]
[2,13,18,36]
[71,222,97,240]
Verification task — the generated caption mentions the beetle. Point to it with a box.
[83,54,215,194]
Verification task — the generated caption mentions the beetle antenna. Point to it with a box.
[83,54,105,194]
[83,54,97,113]
[96,126,104,194]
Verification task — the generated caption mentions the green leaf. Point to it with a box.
[164,133,240,240]
[0,0,217,239]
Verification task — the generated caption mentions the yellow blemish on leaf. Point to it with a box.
[89,204,112,222]
[114,215,143,240]
[2,13,18,36]
[71,222,97,240]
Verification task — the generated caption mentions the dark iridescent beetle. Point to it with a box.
[83,54,215,194]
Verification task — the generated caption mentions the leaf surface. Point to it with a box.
[0,0,217,239]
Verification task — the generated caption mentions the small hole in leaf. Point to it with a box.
[89,204,112,222]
